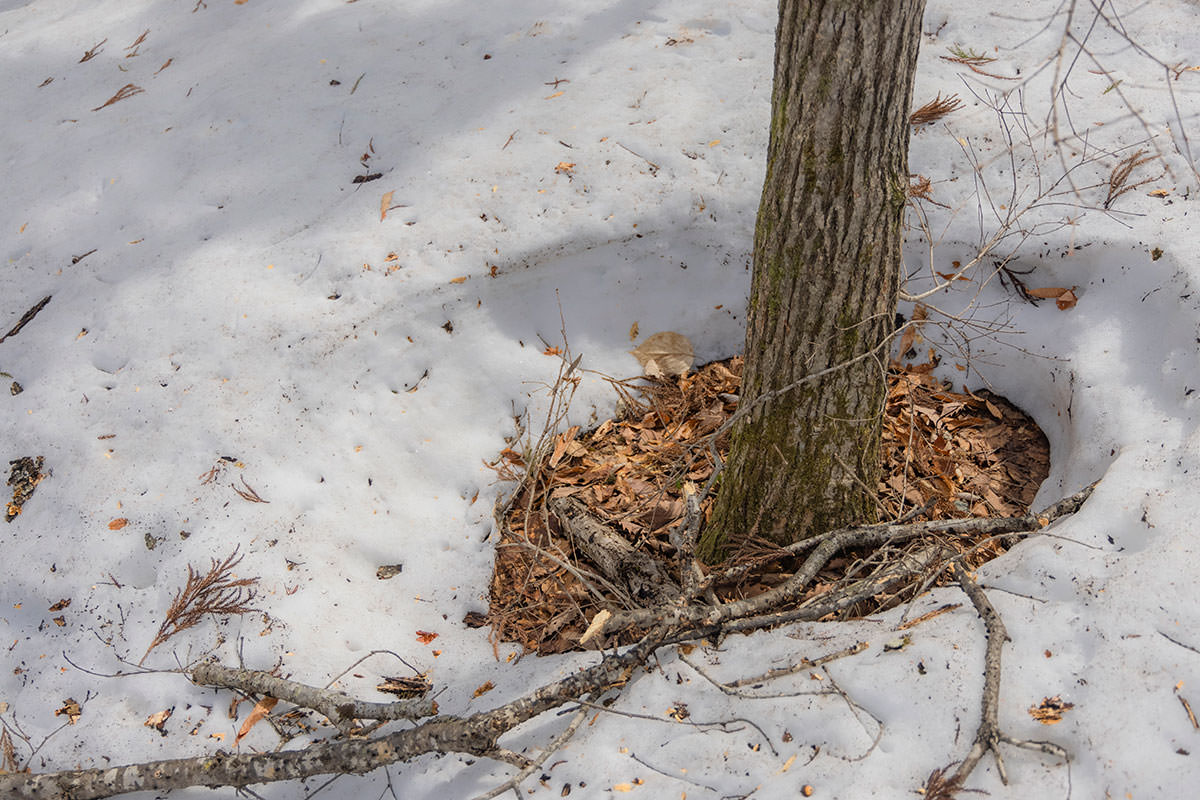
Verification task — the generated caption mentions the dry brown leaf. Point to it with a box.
[1026,286,1069,299]
[144,708,172,733]
[548,426,581,468]
[415,630,439,645]
[1025,286,1078,310]
[472,680,495,698]
[54,699,81,725]
[1028,695,1074,724]
[897,303,927,356]
[380,190,394,221]
[630,331,694,378]
[108,518,128,530]
[234,696,278,744]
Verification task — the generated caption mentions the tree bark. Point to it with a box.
[700,0,925,559]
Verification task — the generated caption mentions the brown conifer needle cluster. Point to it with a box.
[910,92,964,126]
[140,548,259,665]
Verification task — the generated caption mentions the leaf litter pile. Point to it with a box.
[486,352,1049,656]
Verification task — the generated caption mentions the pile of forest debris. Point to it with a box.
[486,357,1049,655]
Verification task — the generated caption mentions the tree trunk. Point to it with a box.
[700,0,925,560]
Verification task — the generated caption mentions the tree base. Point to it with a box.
[486,356,1050,655]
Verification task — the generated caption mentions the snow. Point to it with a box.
[2,0,1198,797]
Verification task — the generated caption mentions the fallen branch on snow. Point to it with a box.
[0,483,1094,799]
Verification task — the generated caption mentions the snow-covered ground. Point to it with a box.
[2,0,1199,797]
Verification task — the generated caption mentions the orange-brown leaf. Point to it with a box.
[1026,286,1070,299]
[234,696,278,744]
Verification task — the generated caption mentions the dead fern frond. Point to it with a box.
[910,93,964,126]
[1104,148,1159,208]
[140,548,258,665]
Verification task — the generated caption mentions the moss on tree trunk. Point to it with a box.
[699,0,925,561]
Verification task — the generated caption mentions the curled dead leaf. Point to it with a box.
[1028,695,1074,724]
[235,696,278,744]
[630,331,694,378]
[1027,286,1078,310]
[144,708,172,734]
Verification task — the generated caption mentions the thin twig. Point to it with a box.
[469,701,591,800]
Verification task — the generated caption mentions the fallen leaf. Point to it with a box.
[416,630,439,645]
[1026,286,1069,299]
[55,699,81,725]
[144,708,172,733]
[1026,286,1077,310]
[629,321,639,341]
[1028,695,1074,724]
[554,161,575,175]
[108,518,128,530]
[235,696,278,744]
[472,681,495,698]
[380,190,394,221]
[449,276,467,284]
[630,331,694,378]
[548,426,581,468]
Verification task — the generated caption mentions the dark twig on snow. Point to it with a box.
[925,562,1069,798]
[0,481,1094,800]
